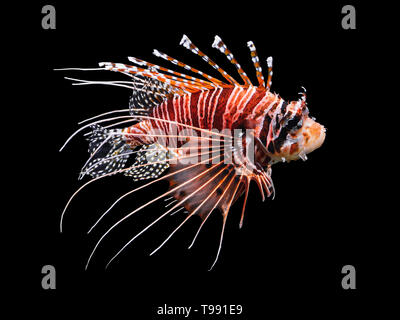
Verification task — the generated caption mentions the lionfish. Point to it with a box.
[58,35,326,270]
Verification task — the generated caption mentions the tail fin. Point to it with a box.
[80,124,131,179]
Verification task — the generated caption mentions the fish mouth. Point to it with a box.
[301,117,326,155]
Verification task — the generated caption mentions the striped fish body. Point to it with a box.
[123,86,272,145]
[123,85,312,165]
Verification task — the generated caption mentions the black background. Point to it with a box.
[11,1,397,318]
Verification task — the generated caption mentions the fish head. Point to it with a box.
[273,116,326,162]
[259,95,326,164]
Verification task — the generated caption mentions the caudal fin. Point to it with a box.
[80,124,132,179]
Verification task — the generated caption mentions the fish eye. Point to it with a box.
[282,113,303,135]
[290,118,303,133]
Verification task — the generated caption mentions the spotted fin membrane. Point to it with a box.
[79,124,132,179]
[124,143,176,181]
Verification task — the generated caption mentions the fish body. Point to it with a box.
[125,86,324,162]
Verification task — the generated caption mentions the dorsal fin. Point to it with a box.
[128,78,171,116]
